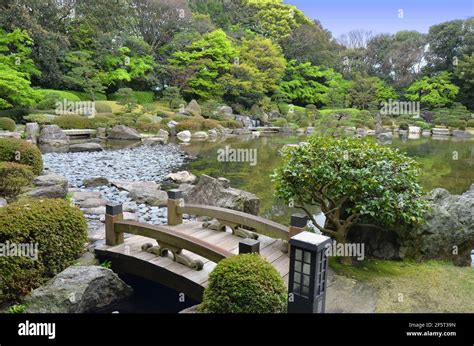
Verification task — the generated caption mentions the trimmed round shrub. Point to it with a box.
[398,122,409,130]
[175,119,203,132]
[199,254,287,313]
[467,119,474,128]
[0,138,43,175]
[23,114,54,125]
[447,119,466,129]
[219,119,243,129]
[202,119,220,130]
[94,101,113,114]
[414,120,431,130]
[53,114,92,129]
[272,117,288,127]
[0,117,16,131]
[0,162,34,198]
[0,198,88,302]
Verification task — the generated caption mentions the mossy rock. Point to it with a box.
[199,254,287,313]
[0,138,43,175]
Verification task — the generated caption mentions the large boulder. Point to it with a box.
[192,131,208,140]
[218,105,233,119]
[26,185,68,199]
[432,128,450,136]
[180,174,260,215]
[107,125,142,140]
[177,130,191,142]
[24,266,133,313]
[0,131,21,139]
[110,180,167,206]
[401,185,474,266]
[184,99,202,117]
[0,197,7,208]
[25,122,40,144]
[39,125,69,144]
[83,177,109,188]
[69,142,104,153]
[408,126,421,134]
[166,171,197,184]
[452,130,473,138]
[33,172,68,189]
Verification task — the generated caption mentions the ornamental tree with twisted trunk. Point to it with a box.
[273,136,428,264]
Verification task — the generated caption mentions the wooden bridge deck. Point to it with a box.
[95,220,290,301]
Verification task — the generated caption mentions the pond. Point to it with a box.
[176,134,474,225]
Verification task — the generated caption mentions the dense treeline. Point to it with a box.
[0,0,472,115]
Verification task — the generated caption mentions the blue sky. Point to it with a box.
[285,0,474,38]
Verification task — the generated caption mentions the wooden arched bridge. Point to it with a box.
[95,190,310,302]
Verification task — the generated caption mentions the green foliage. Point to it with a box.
[33,89,81,110]
[162,87,183,109]
[0,29,40,109]
[62,51,105,100]
[405,72,459,108]
[113,88,138,112]
[0,117,16,131]
[0,198,87,302]
[129,91,155,104]
[7,304,26,313]
[220,36,286,107]
[273,136,428,248]
[175,118,220,132]
[0,161,34,198]
[219,119,243,129]
[280,60,349,107]
[167,29,237,100]
[53,115,92,129]
[94,101,113,114]
[100,260,112,269]
[347,74,398,109]
[272,118,287,127]
[69,91,107,101]
[23,114,54,125]
[454,53,474,110]
[199,254,287,313]
[467,119,474,128]
[414,120,431,130]
[431,103,472,126]
[0,138,43,175]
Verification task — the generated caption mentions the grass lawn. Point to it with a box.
[330,258,474,313]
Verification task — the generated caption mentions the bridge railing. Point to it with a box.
[167,189,293,242]
[105,203,234,270]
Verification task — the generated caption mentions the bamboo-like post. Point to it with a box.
[167,189,183,226]
[105,202,124,246]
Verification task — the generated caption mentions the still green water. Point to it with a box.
[178,134,473,225]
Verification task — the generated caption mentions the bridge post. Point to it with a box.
[105,202,124,246]
[239,238,260,254]
[167,189,183,226]
[285,213,308,253]
[287,231,331,313]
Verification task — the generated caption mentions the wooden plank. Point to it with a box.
[177,204,289,240]
[271,255,290,277]
[181,261,217,285]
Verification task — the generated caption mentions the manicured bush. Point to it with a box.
[53,114,92,129]
[94,101,113,114]
[414,120,431,130]
[0,117,16,131]
[0,138,43,175]
[0,162,34,198]
[175,119,203,132]
[398,122,409,130]
[33,89,81,110]
[467,119,474,128]
[381,116,393,126]
[90,115,117,129]
[199,254,287,313]
[219,119,243,129]
[23,114,55,125]
[110,90,155,104]
[0,198,88,302]
[447,119,466,129]
[201,119,220,130]
[272,117,287,127]
[68,91,107,101]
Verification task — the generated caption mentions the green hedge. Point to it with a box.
[0,161,34,198]
[467,119,474,128]
[0,138,43,175]
[0,117,16,131]
[0,198,87,302]
[109,90,155,104]
[199,254,287,313]
[53,115,92,129]
[68,91,107,101]
[23,114,55,125]
[94,101,113,114]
